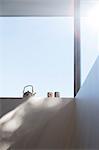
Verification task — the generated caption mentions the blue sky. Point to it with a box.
[0,17,98,97]
[0,17,74,97]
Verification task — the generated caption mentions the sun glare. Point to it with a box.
[86,3,99,30]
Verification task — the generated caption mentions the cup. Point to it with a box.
[54,92,60,97]
[47,92,53,98]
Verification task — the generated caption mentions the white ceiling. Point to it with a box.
[0,0,98,16]
[0,0,74,16]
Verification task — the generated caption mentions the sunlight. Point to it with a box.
[28,97,45,107]
[1,117,22,133]
[28,97,61,108]
[0,106,25,133]
[86,3,99,31]
[47,98,61,108]
[0,109,15,124]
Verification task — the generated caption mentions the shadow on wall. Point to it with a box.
[0,97,28,118]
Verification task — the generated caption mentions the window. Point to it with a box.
[0,17,74,97]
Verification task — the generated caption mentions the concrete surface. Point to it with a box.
[0,97,74,150]
[0,97,26,118]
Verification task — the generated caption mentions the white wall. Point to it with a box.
[74,56,99,148]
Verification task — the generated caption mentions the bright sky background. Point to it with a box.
[81,2,99,85]
[81,17,99,85]
[0,14,99,98]
[0,17,74,97]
